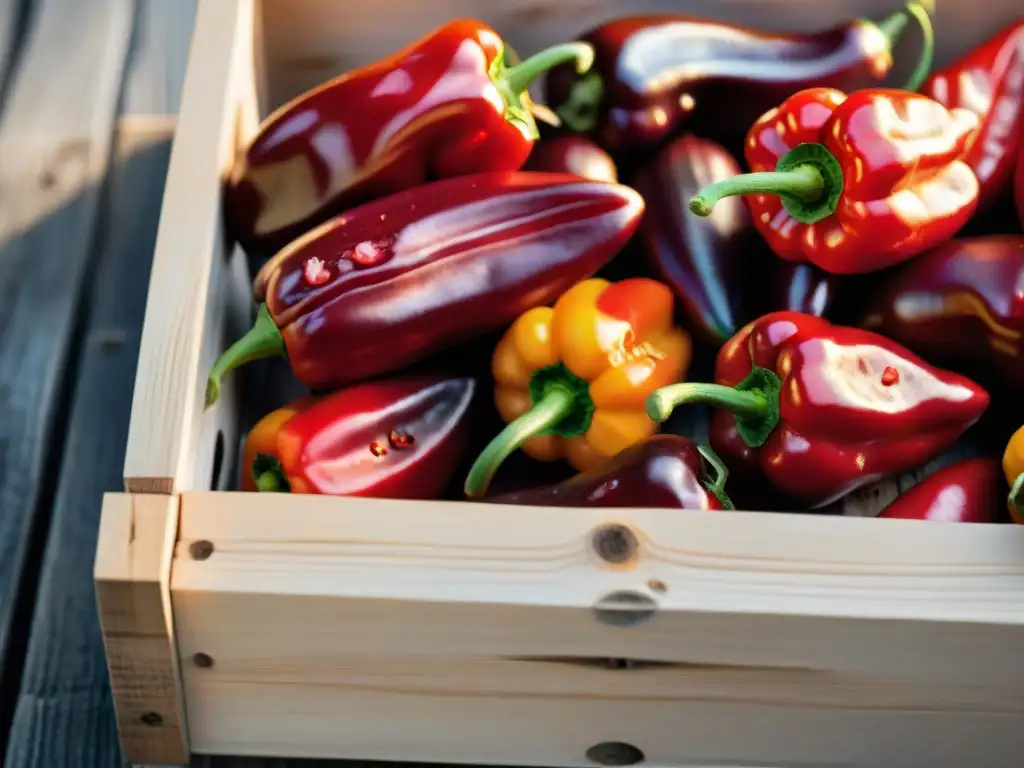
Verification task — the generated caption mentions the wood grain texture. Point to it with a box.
[0,0,132,741]
[121,0,197,117]
[172,491,1024,767]
[94,494,189,766]
[122,0,258,495]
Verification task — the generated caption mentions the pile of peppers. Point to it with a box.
[209,5,1024,526]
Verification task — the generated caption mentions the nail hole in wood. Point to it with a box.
[193,652,214,668]
[600,658,634,670]
[646,579,667,593]
[189,540,214,560]
[210,429,225,490]
[140,712,163,727]
[593,590,657,627]
[592,523,637,564]
[586,741,644,765]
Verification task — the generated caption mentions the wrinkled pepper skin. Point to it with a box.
[464,277,691,498]
[690,88,980,275]
[544,4,933,155]
[522,136,618,182]
[225,20,595,255]
[632,134,762,344]
[206,173,645,404]
[487,434,732,509]
[922,21,1024,209]
[859,236,1024,390]
[1002,424,1024,523]
[877,458,1001,523]
[646,311,990,508]
[239,376,476,497]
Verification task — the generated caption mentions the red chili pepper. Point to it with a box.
[522,136,618,182]
[922,21,1024,209]
[240,376,476,497]
[225,21,595,255]
[688,87,981,274]
[876,458,1001,523]
[544,3,935,155]
[206,172,644,404]
[645,311,990,508]
[485,435,732,510]
[859,236,1024,390]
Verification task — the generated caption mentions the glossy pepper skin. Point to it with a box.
[922,21,1024,210]
[1002,425,1024,524]
[225,20,595,256]
[877,458,1001,523]
[487,434,733,509]
[689,87,980,275]
[522,136,618,182]
[544,3,934,155]
[645,311,990,508]
[206,172,645,404]
[859,236,1024,390]
[239,376,476,497]
[464,277,691,498]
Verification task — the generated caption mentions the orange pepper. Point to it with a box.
[1002,424,1024,524]
[464,277,691,498]
[239,397,318,491]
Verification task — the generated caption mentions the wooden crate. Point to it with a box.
[95,1,1024,766]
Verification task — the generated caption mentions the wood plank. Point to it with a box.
[0,0,25,113]
[3,3,195,765]
[0,0,133,748]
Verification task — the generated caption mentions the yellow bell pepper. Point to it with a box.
[1002,425,1024,524]
[464,276,692,498]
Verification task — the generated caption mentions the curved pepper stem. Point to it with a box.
[205,303,286,408]
[689,142,845,225]
[697,445,735,510]
[646,366,783,448]
[871,2,936,92]
[1009,472,1024,524]
[465,363,594,499]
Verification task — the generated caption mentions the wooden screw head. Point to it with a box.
[140,711,163,727]
[189,540,214,560]
[592,523,637,564]
[586,741,645,765]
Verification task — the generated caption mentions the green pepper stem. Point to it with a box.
[501,42,595,96]
[464,388,574,500]
[205,303,285,408]
[689,165,824,218]
[1009,472,1024,522]
[646,383,767,424]
[899,3,935,92]
[256,471,285,492]
[556,72,605,133]
[697,445,735,510]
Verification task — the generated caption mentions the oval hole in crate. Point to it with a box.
[209,429,225,490]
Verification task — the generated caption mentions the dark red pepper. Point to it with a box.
[240,376,476,498]
[522,135,618,182]
[922,21,1024,210]
[689,87,980,274]
[544,3,934,155]
[645,311,990,508]
[1017,145,1024,230]
[632,133,837,345]
[226,20,595,255]
[859,236,1024,390]
[877,458,1001,523]
[206,172,645,404]
[486,434,732,510]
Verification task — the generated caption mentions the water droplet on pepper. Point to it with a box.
[350,239,391,267]
[389,429,415,448]
[369,441,389,457]
[881,366,899,386]
[303,256,330,286]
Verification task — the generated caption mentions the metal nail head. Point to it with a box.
[586,741,645,766]
[189,540,214,560]
[592,523,638,564]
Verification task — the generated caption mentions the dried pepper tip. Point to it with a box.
[697,444,735,510]
[205,303,286,408]
[253,453,290,493]
[491,42,595,140]
[645,366,782,448]
[464,363,594,499]
[1009,473,1024,524]
[689,142,844,225]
